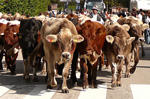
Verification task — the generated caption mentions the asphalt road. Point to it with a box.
[0,44,150,99]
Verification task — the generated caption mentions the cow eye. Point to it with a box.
[115,44,118,47]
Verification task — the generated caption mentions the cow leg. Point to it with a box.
[10,53,18,75]
[105,57,109,69]
[47,58,57,89]
[62,61,72,93]
[5,55,11,71]
[111,62,117,87]
[130,45,139,74]
[80,58,88,89]
[10,59,16,75]
[32,67,39,82]
[36,57,42,71]
[125,56,130,77]
[23,59,30,82]
[71,49,78,85]
[91,61,98,88]
[140,43,145,57]
[0,51,3,70]
[87,61,92,85]
[117,61,123,86]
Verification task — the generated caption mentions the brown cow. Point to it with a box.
[4,21,20,74]
[0,20,8,70]
[103,23,135,87]
[76,20,107,89]
[41,18,84,93]
[117,16,149,74]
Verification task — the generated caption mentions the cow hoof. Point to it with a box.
[25,78,30,82]
[130,68,135,74]
[117,83,122,87]
[62,89,69,93]
[47,85,53,89]
[33,78,39,82]
[94,84,97,88]
[111,84,116,87]
[83,85,89,89]
[11,72,16,75]
[0,67,3,70]
[125,74,130,78]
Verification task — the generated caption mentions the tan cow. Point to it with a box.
[103,23,135,87]
[117,16,149,74]
[41,18,84,93]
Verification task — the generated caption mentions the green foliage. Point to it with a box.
[0,0,50,16]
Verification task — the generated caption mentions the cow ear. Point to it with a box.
[72,35,84,43]
[46,34,57,43]
[106,35,114,44]
[37,20,42,30]
[127,37,135,45]
[142,24,149,31]
[122,24,130,31]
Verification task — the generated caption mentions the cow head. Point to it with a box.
[66,14,79,26]
[106,35,135,60]
[18,18,42,55]
[106,24,135,60]
[118,17,149,43]
[4,25,20,47]
[46,27,84,62]
[130,23,148,42]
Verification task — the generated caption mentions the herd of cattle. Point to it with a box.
[0,13,149,93]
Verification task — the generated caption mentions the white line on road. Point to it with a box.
[24,85,59,99]
[78,85,107,99]
[0,85,14,97]
[131,84,150,99]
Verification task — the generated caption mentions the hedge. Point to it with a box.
[0,0,50,16]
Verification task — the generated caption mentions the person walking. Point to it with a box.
[88,5,104,24]
[144,11,150,44]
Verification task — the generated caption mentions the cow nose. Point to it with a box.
[62,52,71,60]
[139,38,145,42]
[117,55,124,60]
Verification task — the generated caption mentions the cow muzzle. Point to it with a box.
[62,52,71,61]
[138,38,145,43]
[116,55,124,60]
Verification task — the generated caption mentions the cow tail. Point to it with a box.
[28,40,43,66]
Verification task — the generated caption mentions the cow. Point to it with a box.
[0,19,8,70]
[17,18,42,81]
[3,20,20,74]
[117,16,149,74]
[103,23,135,87]
[75,20,107,89]
[40,18,84,93]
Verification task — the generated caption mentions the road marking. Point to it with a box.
[0,85,14,97]
[24,85,59,99]
[131,84,150,99]
[78,85,107,99]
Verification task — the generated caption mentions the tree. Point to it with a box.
[0,0,50,16]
